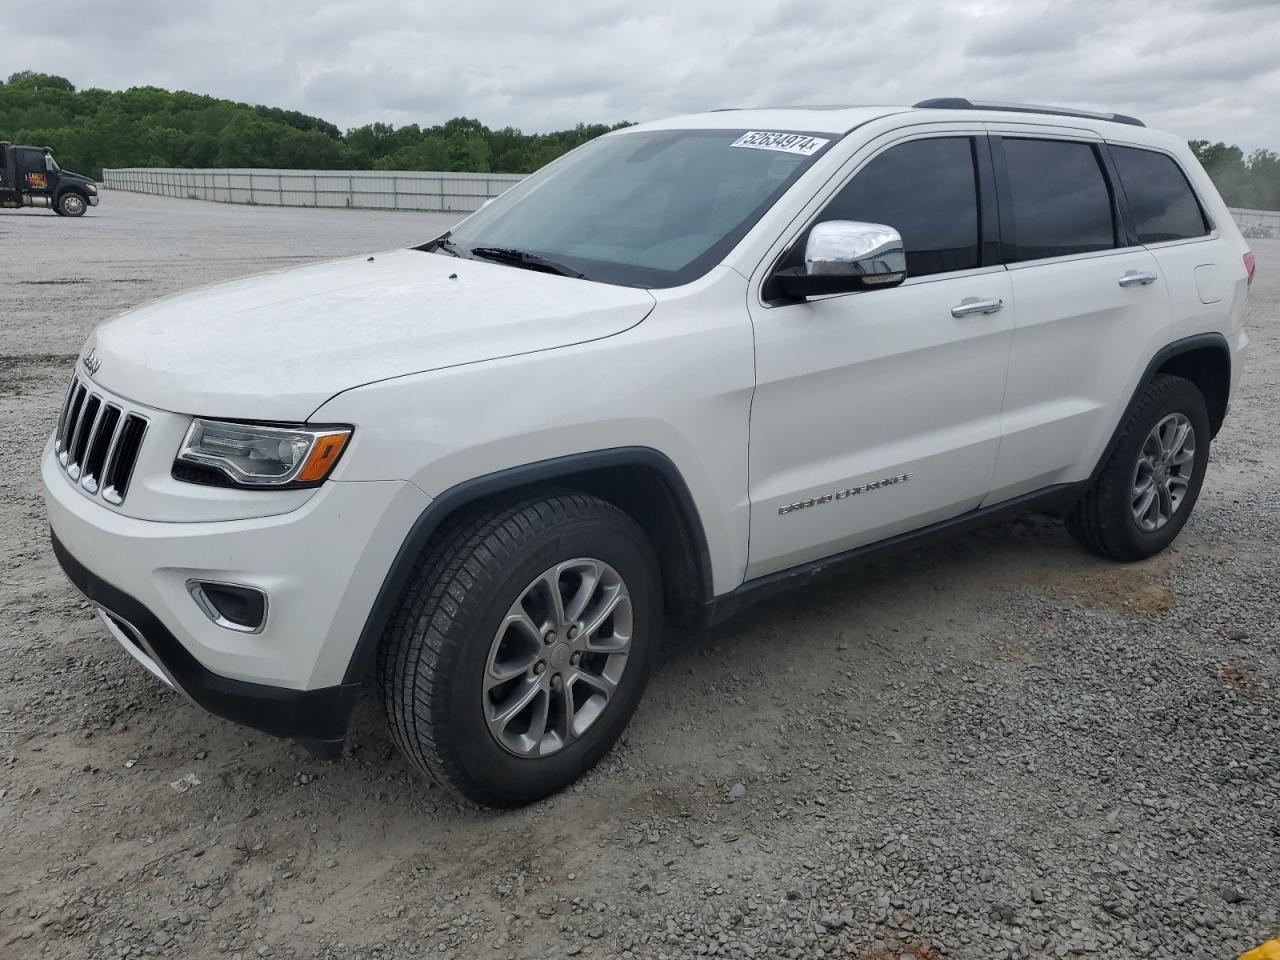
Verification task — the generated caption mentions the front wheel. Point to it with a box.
[1065,374,1211,561]
[57,192,87,217]
[377,492,661,807]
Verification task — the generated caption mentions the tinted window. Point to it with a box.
[1112,146,1208,243]
[1003,139,1115,262]
[810,137,980,277]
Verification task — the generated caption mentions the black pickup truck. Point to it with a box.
[0,142,98,217]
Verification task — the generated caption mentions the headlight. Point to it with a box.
[85,184,97,194]
[175,419,352,488]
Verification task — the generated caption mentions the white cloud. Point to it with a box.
[12,0,1280,149]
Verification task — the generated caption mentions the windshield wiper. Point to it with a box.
[468,246,588,280]
[430,232,463,257]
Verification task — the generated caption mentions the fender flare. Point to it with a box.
[1088,331,1232,486]
[341,446,714,684]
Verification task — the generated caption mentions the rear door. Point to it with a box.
[984,130,1173,502]
[1107,143,1227,344]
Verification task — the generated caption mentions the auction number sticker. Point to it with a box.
[731,131,830,156]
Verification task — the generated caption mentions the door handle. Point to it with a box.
[1118,272,1158,287]
[950,298,1004,318]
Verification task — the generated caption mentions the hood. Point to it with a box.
[87,249,656,420]
[60,170,95,187]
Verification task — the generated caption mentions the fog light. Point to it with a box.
[187,580,268,634]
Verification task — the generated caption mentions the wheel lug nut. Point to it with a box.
[544,629,556,645]
[570,652,581,666]
[534,661,546,674]
[567,625,579,640]
[550,674,562,689]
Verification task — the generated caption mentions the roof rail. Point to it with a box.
[913,97,1145,127]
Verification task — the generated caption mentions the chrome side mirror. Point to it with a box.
[805,221,906,281]
[770,220,908,299]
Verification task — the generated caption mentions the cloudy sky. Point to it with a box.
[13,0,1280,149]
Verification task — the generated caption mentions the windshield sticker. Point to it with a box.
[731,131,830,156]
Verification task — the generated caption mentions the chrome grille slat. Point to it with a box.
[81,404,122,494]
[53,374,148,507]
[53,376,78,455]
[58,383,87,464]
[67,394,102,480]
[102,414,148,505]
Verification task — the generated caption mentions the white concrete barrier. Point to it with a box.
[101,168,525,214]
[1232,207,1279,239]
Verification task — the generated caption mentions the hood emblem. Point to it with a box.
[82,348,102,377]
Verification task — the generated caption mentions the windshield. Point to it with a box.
[433,128,834,288]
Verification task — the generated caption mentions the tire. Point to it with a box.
[377,492,661,807]
[1065,374,1211,561]
[57,192,87,217]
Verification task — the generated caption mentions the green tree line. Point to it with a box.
[0,71,629,179]
[1188,140,1280,211]
[4,71,1279,212]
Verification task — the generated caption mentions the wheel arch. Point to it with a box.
[342,447,714,684]
[55,186,89,213]
[1153,340,1231,438]
[1090,332,1232,487]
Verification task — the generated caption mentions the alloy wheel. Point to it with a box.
[483,558,633,757]
[1131,412,1196,532]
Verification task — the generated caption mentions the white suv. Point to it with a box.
[44,99,1253,806]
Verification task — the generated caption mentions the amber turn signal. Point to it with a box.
[297,431,352,483]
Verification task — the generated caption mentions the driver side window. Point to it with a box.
[787,137,982,279]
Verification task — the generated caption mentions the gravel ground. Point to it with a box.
[1,193,1277,960]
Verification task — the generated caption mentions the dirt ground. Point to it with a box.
[1,194,1277,960]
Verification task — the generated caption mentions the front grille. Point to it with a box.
[53,375,149,506]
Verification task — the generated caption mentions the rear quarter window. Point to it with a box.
[1111,146,1210,243]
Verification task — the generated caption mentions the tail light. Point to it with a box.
[1244,251,1255,287]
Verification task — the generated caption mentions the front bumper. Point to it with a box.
[44,439,431,751]
[87,194,99,207]
[53,531,359,753]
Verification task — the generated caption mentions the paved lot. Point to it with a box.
[1,192,1277,960]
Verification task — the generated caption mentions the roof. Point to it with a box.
[628,101,1154,137]
[626,106,907,136]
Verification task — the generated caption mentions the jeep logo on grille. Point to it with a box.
[81,348,102,376]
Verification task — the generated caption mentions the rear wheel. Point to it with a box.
[377,492,660,807]
[1065,374,1210,561]
[57,192,87,217]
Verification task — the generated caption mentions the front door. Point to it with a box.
[16,148,52,199]
[746,134,1013,580]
